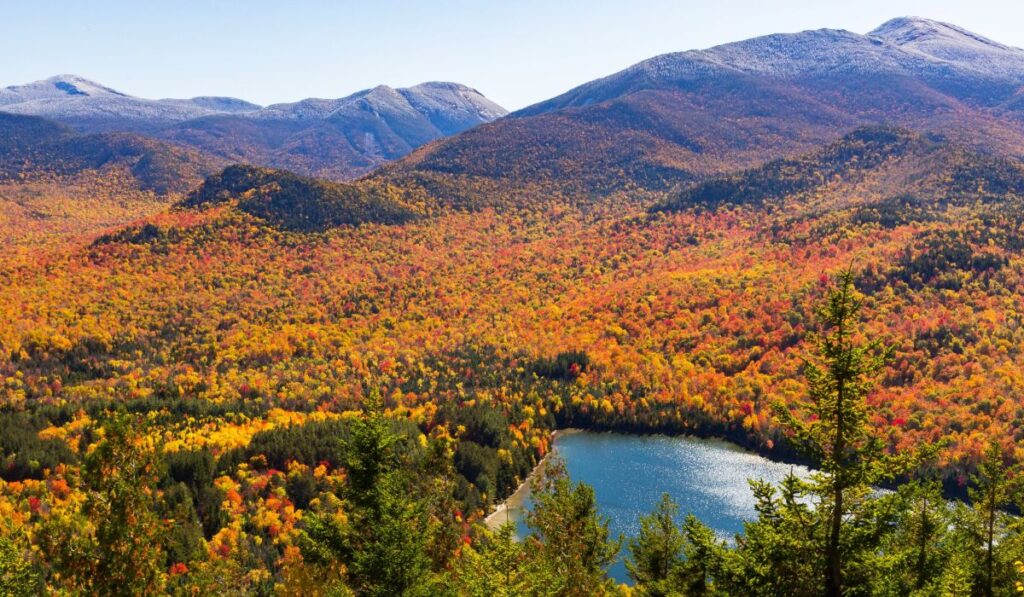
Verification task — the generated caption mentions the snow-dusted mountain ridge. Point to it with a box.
[869,17,1024,78]
[0,75,258,128]
[251,82,505,130]
[0,75,508,179]
[518,16,1024,115]
[0,75,507,134]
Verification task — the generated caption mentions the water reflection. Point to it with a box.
[501,431,813,583]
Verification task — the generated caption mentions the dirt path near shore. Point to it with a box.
[484,429,579,530]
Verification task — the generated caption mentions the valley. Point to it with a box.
[3,13,1024,596]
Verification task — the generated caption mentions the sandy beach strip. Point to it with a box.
[483,428,579,530]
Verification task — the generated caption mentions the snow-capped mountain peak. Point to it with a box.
[870,17,1013,52]
[0,74,127,106]
[0,75,265,129]
[401,82,508,124]
[252,82,507,128]
[868,17,1024,78]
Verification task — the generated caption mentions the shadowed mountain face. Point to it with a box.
[377,18,1024,206]
[654,126,1024,212]
[0,76,507,180]
[0,112,223,194]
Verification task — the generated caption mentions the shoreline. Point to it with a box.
[485,426,979,513]
[483,428,580,530]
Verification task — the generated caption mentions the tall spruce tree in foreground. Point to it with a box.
[626,493,723,596]
[299,390,434,596]
[968,442,1014,597]
[627,493,686,592]
[526,459,622,596]
[775,269,903,596]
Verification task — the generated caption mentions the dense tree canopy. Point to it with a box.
[2,118,1024,593]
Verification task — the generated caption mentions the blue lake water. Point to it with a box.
[503,431,812,583]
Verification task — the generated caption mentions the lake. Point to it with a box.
[490,430,812,583]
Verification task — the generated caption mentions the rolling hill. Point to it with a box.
[177,164,419,232]
[654,126,1024,212]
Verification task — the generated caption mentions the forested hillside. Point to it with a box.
[0,113,223,194]
[5,120,1024,594]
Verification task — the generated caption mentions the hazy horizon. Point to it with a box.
[4,0,1024,111]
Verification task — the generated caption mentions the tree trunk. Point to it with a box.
[985,493,995,597]
[826,315,847,597]
[914,497,928,590]
[826,484,843,596]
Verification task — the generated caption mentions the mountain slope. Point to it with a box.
[521,17,1024,116]
[654,126,1024,213]
[376,17,1024,206]
[159,82,507,179]
[0,112,223,194]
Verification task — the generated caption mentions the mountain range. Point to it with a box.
[0,75,506,181]
[4,16,1024,205]
[378,17,1024,206]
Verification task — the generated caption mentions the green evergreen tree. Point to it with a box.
[300,389,435,596]
[968,443,1014,597]
[0,526,43,597]
[675,513,725,595]
[869,479,952,595]
[350,472,433,597]
[452,522,532,597]
[160,482,205,568]
[627,493,685,594]
[526,459,622,596]
[775,269,905,596]
[718,473,821,596]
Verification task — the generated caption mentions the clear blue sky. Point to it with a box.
[2,0,1023,111]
